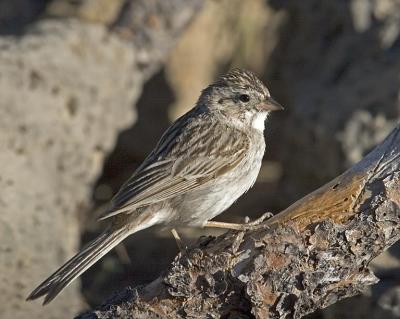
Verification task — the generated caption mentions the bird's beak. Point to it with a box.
[258,96,284,112]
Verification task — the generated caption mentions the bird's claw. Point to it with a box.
[243,212,273,228]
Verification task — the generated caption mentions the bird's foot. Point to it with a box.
[243,212,274,227]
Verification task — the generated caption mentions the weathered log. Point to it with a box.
[77,124,400,319]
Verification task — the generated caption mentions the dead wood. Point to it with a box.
[77,124,400,319]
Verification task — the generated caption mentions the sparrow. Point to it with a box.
[27,68,283,305]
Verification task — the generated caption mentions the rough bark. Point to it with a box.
[77,124,400,318]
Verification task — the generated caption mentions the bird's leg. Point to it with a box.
[205,213,274,231]
[171,228,187,252]
[204,221,246,230]
[115,243,132,265]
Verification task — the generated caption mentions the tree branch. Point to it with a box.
[77,124,400,319]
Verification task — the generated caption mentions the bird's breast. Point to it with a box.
[166,134,266,227]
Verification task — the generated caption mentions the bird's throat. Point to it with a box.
[251,112,268,131]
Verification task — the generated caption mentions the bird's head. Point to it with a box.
[199,69,283,118]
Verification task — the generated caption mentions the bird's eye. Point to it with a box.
[239,94,250,103]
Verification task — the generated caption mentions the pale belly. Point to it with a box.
[167,138,265,227]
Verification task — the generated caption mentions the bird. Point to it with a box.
[26,68,283,305]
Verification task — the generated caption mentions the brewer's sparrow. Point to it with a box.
[27,68,283,305]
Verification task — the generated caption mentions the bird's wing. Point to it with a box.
[99,114,250,220]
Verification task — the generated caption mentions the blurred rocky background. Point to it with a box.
[0,0,399,318]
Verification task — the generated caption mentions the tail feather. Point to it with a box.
[26,227,130,305]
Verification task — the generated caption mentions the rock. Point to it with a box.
[0,20,138,319]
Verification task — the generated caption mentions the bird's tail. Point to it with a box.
[26,226,130,305]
